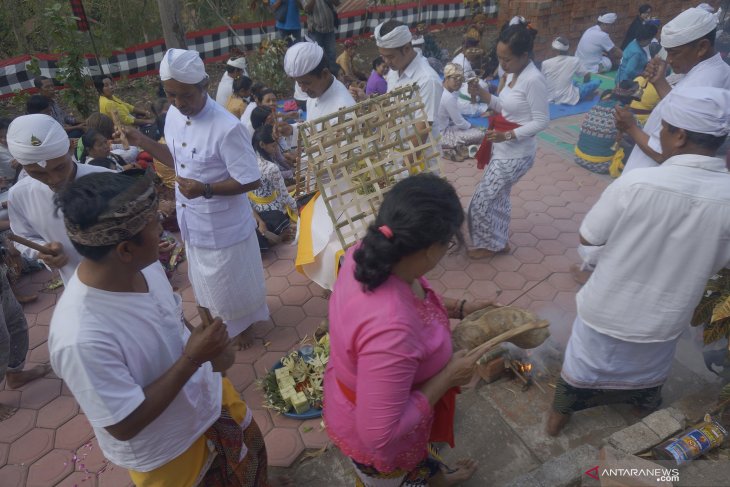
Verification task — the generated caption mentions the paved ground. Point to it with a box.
[0,116,724,486]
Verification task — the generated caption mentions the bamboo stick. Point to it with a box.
[466,320,550,362]
[110,110,130,150]
[197,306,214,327]
[6,234,58,256]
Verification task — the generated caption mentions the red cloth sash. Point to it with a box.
[337,378,459,448]
[475,114,522,170]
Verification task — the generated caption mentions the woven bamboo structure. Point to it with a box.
[295,84,443,250]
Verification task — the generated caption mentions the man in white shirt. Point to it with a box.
[547,87,730,436]
[618,7,730,173]
[49,171,274,484]
[376,20,443,126]
[575,13,623,73]
[214,57,248,106]
[6,114,109,285]
[283,41,356,291]
[125,49,266,350]
[283,41,355,123]
[542,37,600,105]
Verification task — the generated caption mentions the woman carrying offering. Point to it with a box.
[467,24,549,259]
[324,174,493,486]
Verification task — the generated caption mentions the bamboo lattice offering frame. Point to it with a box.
[296,84,443,250]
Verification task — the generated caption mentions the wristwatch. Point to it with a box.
[203,183,213,199]
[504,131,514,141]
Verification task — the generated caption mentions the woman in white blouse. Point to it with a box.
[466,24,549,258]
[436,63,486,161]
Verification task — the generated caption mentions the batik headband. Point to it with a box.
[65,174,159,247]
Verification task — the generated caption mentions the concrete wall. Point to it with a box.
[497,0,721,61]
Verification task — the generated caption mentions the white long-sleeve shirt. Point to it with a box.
[487,62,550,159]
[623,53,730,173]
[8,163,110,284]
[434,89,471,134]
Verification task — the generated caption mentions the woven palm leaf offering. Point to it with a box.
[453,306,551,359]
[259,328,330,418]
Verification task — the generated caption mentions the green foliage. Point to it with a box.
[691,269,730,346]
[247,38,292,97]
[40,3,98,117]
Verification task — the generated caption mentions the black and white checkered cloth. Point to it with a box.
[0,0,497,97]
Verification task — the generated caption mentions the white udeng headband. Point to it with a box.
[375,24,413,48]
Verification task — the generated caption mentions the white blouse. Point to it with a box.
[488,62,549,159]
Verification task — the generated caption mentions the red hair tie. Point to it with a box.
[378,225,394,239]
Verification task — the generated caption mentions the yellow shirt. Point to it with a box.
[99,95,136,125]
[128,378,247,487]
[629,76,659,125]
[226,96,247,119]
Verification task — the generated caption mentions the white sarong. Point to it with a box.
[187,232,269,337]
[561,315,679,390]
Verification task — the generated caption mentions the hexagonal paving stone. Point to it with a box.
[264,427,305,467]
[510,232,538,248]
[36,396,79,429]
[526,281,559,302]
[0,464,26,487]
[55,414,94,451]
[0,442,8,468]
[440,270,472,290]
[510,219,534,233]
[233,341,267,365]
[440,253,470,271]
[302,297,328,317]
[491,255,521,272]
[263,326,300,353]
[552,219,579,234]
[26,450,74,487]
[531,225,560,240]
[19,377,61,410]
[27,325,49,350]
[543,255,573,273]
[57,472,98,487]
[226,364,257,392]
[270,411,308,429]
[0,408,37,443]
[286,269,310,286]
[254,351,289,378]
[494,272,527,291]
[296,316,326,340]
[21,293,56,315]
[97,463,134,486]
[250,320,275,338]
[267,259,294,278]
[536,239,568,256]
[425,264,445,280]
[468,280,501,300]
[266,276,289,295]
[271,305,306,327]
[242,382,267,410]
[28,345,50,364]
[74,438,108,474]
[554,291,578,313]
[251,409,273,436]
[513,247,544,265]
[279,285,312,306]
[35,306,55,326]
[0,389,21,409]
[8,427,54,466]
[548,272,580,292]
[517,263,552,282]
[299,418,330,449]
[266,295,283,315]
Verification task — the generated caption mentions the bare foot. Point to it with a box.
[14,292,38,304]
[233,328,255,351]
[467,244,510,260]
[0,404,18,422]
[545,409,571,437]
[5,363,51,388]
[433,458,478,486]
